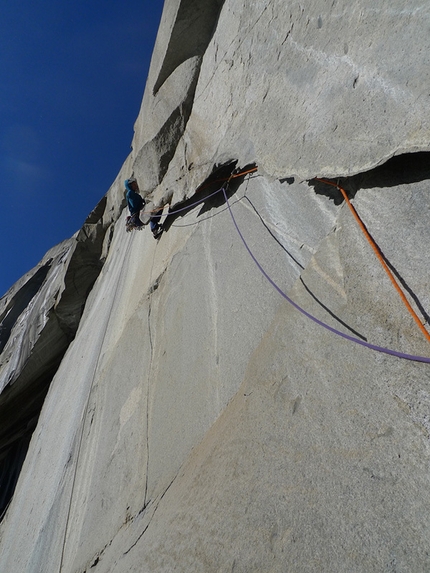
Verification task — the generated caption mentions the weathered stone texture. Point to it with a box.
[159,0,430,195]
[1,1,430,572]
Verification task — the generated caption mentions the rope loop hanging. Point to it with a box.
[222,173,430,363]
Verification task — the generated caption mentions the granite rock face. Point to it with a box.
[1,1,430,572]
[0,192,122,517]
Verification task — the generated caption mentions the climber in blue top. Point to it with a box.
[124,177,163,238]
[125,177,144,230]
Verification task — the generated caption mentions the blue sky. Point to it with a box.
[0,0,164,296]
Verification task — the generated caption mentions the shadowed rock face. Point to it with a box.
[0,262,52,356]
[0,196,112,518]
[1,1,430,572]
[153,0,225,95]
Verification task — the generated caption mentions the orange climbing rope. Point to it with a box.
[316,178,430,344]
[230,166,258,179]
[139,166,258,216]
[194,165,258,194]
[136,164,429,344]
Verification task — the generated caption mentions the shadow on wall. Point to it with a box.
[349,151,430,191]
[0,434,32,519]
[134,0,226,193]
[160,161,369,343]
[0,361,61,520]
[153,0,226,95]
[309,151,430,204]
[0,196,111,522]
[0,261,52,354]
[161,161,252,231]
[134,75,200,193]
[309,151,430,326]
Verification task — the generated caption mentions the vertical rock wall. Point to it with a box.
[1,1,430,572]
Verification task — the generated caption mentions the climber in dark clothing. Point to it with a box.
[125,177,164,238]
[149,208,163,239]
[125,177,144,230]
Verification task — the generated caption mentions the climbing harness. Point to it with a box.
[125,213,144,232]
[316,178,430,345]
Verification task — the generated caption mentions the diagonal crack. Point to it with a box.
[123,473,179,556]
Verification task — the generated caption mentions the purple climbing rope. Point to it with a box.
[222,187,430,364]
[149,185,224,218]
